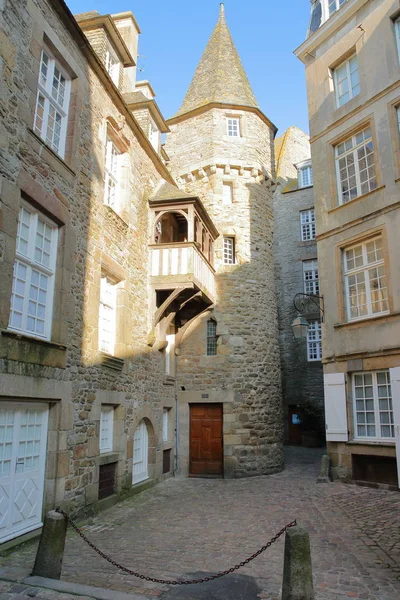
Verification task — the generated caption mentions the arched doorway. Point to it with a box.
[133,420,148,484]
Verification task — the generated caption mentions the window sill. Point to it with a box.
[334,311,399,329]
[1,328,67,349]
[103,204,130,227]
[347,440,395,447]
[327,185,385,214]
[1,329,67,368]
[298,240,317,246]
[27,129,76,180]
[100,353,124,371]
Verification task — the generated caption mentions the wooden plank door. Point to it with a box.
[189,404,223,476]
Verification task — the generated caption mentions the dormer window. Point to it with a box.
[328,0,348,16]
[296,160,313,188]
[308,0,349,35]
[105,44,120,86]
[227,118,240,138]
[149,119,160,151]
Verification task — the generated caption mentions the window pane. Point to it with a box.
[206,319,217,356]
[223,237,235,264]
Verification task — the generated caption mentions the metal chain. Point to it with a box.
[56,508,296,586]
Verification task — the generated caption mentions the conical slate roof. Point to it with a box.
[175,4,258,117]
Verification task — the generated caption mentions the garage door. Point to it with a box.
[0,403,49,543]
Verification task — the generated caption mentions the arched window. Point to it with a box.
[133,420,148,483]
[206,319,217,356]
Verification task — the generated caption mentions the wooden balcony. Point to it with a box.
[149,242,216,302]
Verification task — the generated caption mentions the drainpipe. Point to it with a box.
[174,344,179,474]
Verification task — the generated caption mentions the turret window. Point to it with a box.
[222,182,233,204]
[227,118,240,138]
[206,319,217,356]
[223,237,235,264]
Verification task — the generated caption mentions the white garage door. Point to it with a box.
[0,403,49,543]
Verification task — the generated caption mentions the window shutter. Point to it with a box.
[389,367,400,488]
[324,373,348,441]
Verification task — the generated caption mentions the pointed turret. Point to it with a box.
[175,3,258,117]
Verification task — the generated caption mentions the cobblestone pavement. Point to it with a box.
[1,447,400,600]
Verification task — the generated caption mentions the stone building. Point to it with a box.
[274,127,324,444]
[165,4,283,478]
[0,0,283,546]
[295,0,400,486]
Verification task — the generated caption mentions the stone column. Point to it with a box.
[32,510,68,580]
[282,525,315,600]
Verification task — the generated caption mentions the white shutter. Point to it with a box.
[324,372,348,441]
[389,367,400,488]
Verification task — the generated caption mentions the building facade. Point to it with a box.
[274,127,324,444]
[0,0,284,546]
[296,0,400,486]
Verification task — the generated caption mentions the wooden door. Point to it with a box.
[190,404,223,476]
[288,406,302,445]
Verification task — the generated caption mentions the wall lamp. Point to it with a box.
[291,293,324,339]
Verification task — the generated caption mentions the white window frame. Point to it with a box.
[149,119,160,151]
[303,259,319,295]
[105,44,120,86]
[300,209,316,241]
[227,118,240,138]
[307,320,322,362]
[99,275,117,355]
[353,371,394,441]
[133,420,148,484]
[222,182,233,205]
[327,0,348,17]
[344,236,389,322]
[223,237,235,264]
[396,106,400,134]
[333,55,360,107]
[34,47,71,159]
[335,127,377,205]
[8,204,58,341]
[298,166,313,188]
[104,138,121,210]
[100,407,114,454]
[162,408,170,442]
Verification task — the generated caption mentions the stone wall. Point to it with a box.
[165,107,284,477]
[274,182,324,440]
[273,128,324,441]
[0,0,175,520]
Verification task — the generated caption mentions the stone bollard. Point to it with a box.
[282,525,315,600]
[32,510,68,580]
[317,454,331,483]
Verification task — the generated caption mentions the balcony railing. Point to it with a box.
[149,242,216,301]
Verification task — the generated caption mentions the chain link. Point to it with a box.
[56,508,296,586]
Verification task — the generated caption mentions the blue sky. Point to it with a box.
[66,1,311,136]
